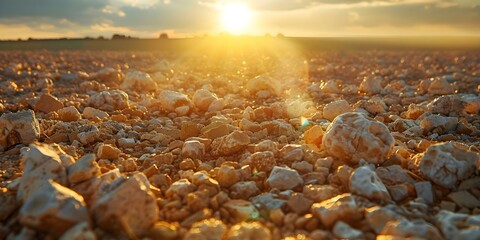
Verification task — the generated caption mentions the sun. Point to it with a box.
[220,3,252,34]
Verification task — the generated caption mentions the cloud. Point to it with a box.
[0,0,478,39]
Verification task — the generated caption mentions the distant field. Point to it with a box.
[1,36,479,52]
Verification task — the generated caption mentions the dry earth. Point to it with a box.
[0,50,479,239]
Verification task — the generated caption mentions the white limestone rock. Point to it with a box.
[350,165,391,203]
[192,89,218,111]
[58,106,81,122]
[77,125,100,145]
[0,110,40,151]
[311,193,363,228]
[359,76,383,95]
[87,90,129,111]
[375,165,415,186]
[157,90,192,116]
[121,71,157,92]
[59,222,96,240]
[184,218,226,240]
[381,219,443,239]
[91,172,158,238]
[182,140,205,159]
[67,154,100,185]
[225,222,271,240]
[420,114,458,133]
[266,166,303,190]
[17,143,70,201]
[319,80,342,94]
[427,77,456,95]
[416,142,479,189]
[435,210,480,240]
[90,67,123,83]
[322,112,394,164]
[82,107,109,119]
[166,179,197,199]
[19,180,89,237]
[333,221,363,239]
[246,75,281,96]
[323,99,352,121]
[211,130,250,156]
[366,206,407,234]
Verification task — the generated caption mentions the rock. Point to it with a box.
[91,172,158,238]
[254,140,278,153]
[90,67,123,83]
[202,122,230,139]
[322,112,394,164]
[460,94,480,115]
[223,199,259,223]
[287,193,313,215]
[380,219,443,239]
[166,179,196,199]
[34,93,64,113]
[319,80,342,93]
[427,95,463,116]
[366,206,407,234]
[230,181,260,199]
[0,191,18,221]
[182,140,205,159]
[303,125,324,147]
[414,181,434,204]
[350,166,391,203]
[251,193,287,211]
[420,114,458,133]
[278,144,303,162]
[266,166,303,190]
[376,165,415,186]
[387,184,410,202]
[354,98,388,115]
[417,142,479,189]
[428,77,456,95]
[0,110,41,151]
[67,154,100,185]
[311,193,363,228]
[192,89,218,111]
[359,76,383,95]
[247,151,276,173]
[58,106,81,122]
[211,131,250,156]
[333,221,363,239]
[118,137,136,148]
[82,107,109,119]
[246,75,281,95]
[19,180,89,237]
[225,222,271,240]
[87,90,129,111]
[97,144,121,160]
[147,222,178,240]
[59,222,96,240]
[323,100,352,121]
[303,184,340,202]
[435,210,480,240]
[17,143,69,201]
[291,161,313,173]
[447,191,480,209]
[158,90,192,116]
[184,218,226,240]
[77,125,100,145]
[216,165,240,188]
[121,71,157,92]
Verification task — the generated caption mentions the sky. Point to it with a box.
[0,0,479,39]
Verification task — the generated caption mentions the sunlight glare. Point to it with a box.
[220,3,252,34]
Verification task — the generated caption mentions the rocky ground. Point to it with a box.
[0,49,479,240]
